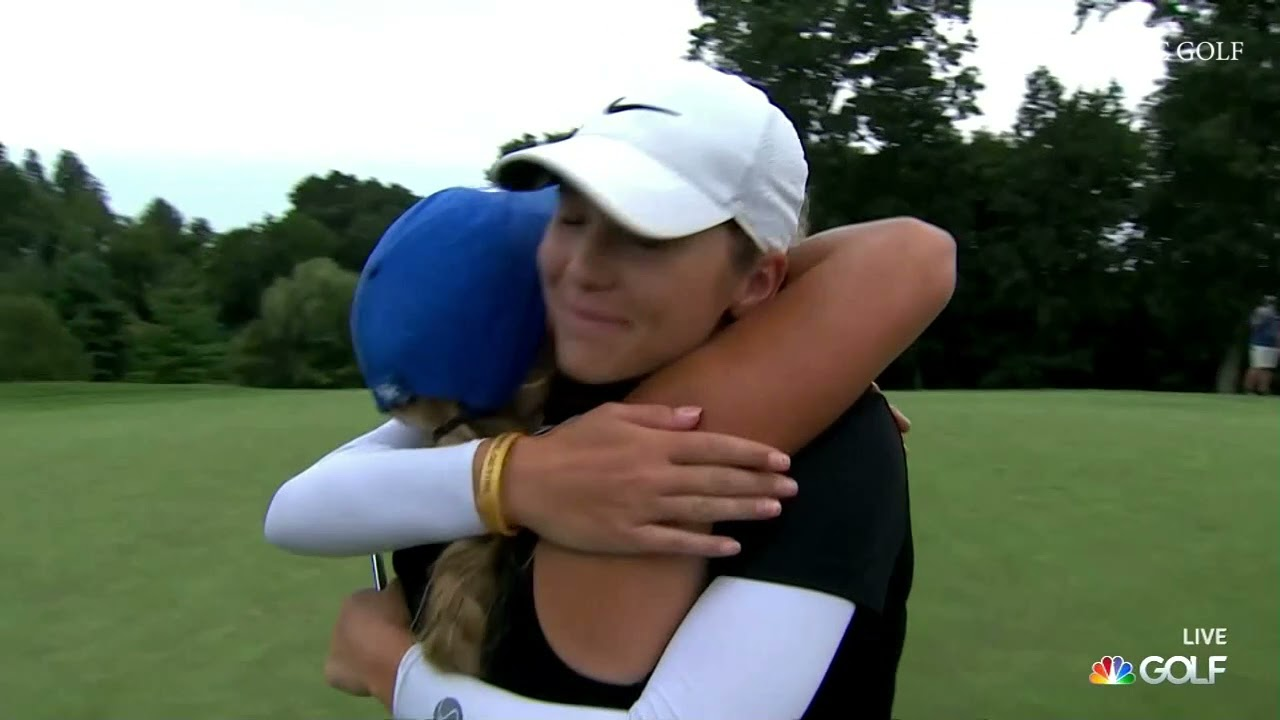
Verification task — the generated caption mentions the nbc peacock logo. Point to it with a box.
[1090,655,1136,685]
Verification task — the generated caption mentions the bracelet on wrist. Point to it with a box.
[476,432,521,536]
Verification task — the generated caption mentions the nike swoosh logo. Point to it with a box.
[605,96,680,116]
[434,697,463,720]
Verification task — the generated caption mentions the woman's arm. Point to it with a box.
[631,215,954,449]
[265,218,947,562]
[329,579,851,720]
[395,580,852,720]
[263,419,486,555]
[264,407,795,557]
[538,217,951,678]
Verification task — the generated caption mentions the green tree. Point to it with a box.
[124,261,226,384]
[972,72,1146,388]
[106,197,194,319]
[53,150,103,198]
[1,148,72,265]
[51,150,116,245]
[1076,0,1279,389]
[203,211,343,328]
[228,257,360,388]
[0,255,54,298]
[687,0,982,149]
[0,145,38,264]
[0,294,90,380]
[802,68,1146,390]
[21,149,47,187]
[287,171,419,272]
[187,218,216,253]
[53,251,129,381]
[142,197,184,235]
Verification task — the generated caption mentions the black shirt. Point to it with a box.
[392,373,913,719]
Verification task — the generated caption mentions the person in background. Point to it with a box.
[1244,294,1278,395]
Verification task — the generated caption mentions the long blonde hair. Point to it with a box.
[392,366,550,676]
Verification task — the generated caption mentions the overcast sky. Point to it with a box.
[4,0,1167,230]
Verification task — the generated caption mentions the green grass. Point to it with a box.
[1,383,1276,719]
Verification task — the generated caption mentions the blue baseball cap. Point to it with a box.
[351,186,558,415]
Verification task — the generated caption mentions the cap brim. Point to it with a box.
[493,134,731,240]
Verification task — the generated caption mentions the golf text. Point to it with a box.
[1163,41,1243,61]
[1091,628,1227,685]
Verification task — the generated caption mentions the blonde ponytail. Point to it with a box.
[392,365,549,676]
[416,536,504,675]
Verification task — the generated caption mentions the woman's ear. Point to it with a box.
[728,252,788,319]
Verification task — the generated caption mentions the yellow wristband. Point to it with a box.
[477,432,521,536]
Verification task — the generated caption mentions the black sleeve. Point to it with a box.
[708,391,909,612]
[392,544,448,627]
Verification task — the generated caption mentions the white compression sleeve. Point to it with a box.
[394,649,624,720]
[263,419,485,556]
[390,576,854,720]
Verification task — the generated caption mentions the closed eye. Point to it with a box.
[630,237,667,250]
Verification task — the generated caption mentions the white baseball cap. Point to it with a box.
[492,61,808,253]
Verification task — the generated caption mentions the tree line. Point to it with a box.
[1,0,1274,392]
